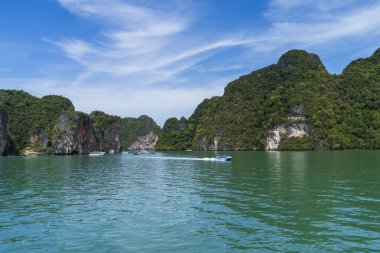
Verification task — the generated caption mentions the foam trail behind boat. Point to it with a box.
[142,156,218,161]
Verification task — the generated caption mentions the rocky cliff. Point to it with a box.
[128,131,158,150]
[53,111,122,155]
[0,109,8,155]
[0,90,124,155]
[53,112,97,154]
[29,130,49,149]
[94,121,122,152]
[0,90,75,154]
[266,105,311,150]
[90,111,122,153]
[121,115,160,150]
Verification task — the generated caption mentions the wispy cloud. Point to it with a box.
[50,0,262,84]
[262,0,380,50]
[51,0,380,81]
[52,0,198,78]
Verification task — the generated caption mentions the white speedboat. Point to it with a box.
[133,150,150,155]
[215,155,232,161]
[89,151,106,156]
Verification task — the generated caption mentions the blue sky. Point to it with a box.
[0,0,380,125]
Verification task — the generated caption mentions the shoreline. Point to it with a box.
[2,149,379,157]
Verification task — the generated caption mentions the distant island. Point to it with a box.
[1,48,379,156]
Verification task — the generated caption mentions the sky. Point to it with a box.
[0,0,380,125]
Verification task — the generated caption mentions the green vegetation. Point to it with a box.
[155,117,193,151]
[0,90,74,153]
[157,48,380,151]
[90,110,121,129]
[0,90,123,155]
[20,146,54,155]
[121,115,160,149]
[278,137,319,151]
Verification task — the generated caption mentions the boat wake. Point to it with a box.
[142,156,226,162]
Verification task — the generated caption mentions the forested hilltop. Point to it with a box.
[156,48,380,151]
[0,90,122,155]
[121,115,160,150]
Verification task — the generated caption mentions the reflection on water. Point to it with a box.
[0,151,380,252]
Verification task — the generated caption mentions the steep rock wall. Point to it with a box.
[266,105,311,150]
[52,112,76,154]
[266,124,310,150]
[95,121,122,153]
[198,132,225,151]
[75,115,97,154]
[29,130,48,148]
[53,112,122,154]
[53,112,97,154]
[128,131,158,150]
[0,109,8,155]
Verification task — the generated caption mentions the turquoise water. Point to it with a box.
[0,151,379,252]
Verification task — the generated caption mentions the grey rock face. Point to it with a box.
[128,131,158,150]
[75,115,97,154]
[53,112,77,154]
[266,124,310,150]
[0,109,8,155]
[266,105,311,150]
[266,126,287,151]
[95,121,122,153]
[30,130,48,148]
[53,112,97,154]
[198,132,235,151]
[53,112,122,154]
[178,117,187,131]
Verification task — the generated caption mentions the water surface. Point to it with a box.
[1,151,379,252]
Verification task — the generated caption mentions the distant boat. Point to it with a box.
[215,155,232,161]
[132,150,150,155]
[24,150,40,157]
[109,149,115,154]
[89,151,105,157]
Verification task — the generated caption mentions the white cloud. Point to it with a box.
[46,38,94,64]
[53,0,191,76]
[51,0,380,79]
[266,0,363,18]
[51,0,260,81]
[253,1,380,53]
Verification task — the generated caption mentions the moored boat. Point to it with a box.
[89,151,106,156]
[24,150,41,157]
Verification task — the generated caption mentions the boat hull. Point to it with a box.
[215,156,232,161]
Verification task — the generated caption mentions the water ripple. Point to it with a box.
[0,151,380,252]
